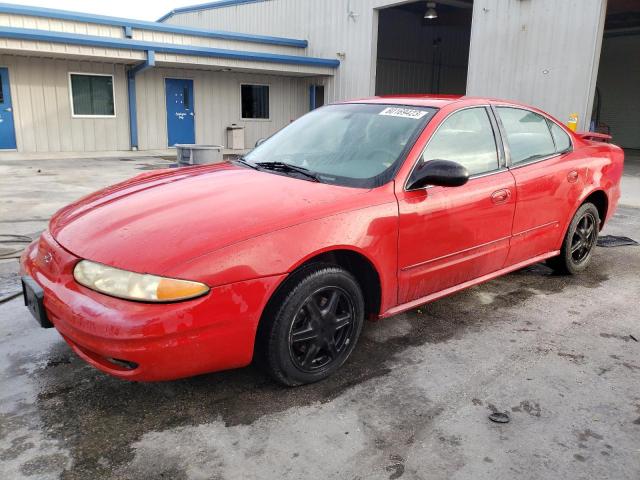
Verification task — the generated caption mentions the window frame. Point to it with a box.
[404,105,506,192]
[492,105,574,170]
[239,82,271,121]
[68,72,116,119]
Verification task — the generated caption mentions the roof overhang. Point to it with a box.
[0,2,307,48]
[158,0,268,22]
[0,26,339,76]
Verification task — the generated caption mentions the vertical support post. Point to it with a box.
[127,50,155,151]
[127,70,138,150]
[309,84,316,111]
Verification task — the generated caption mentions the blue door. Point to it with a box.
[165,78,195,146]
[0,68,17,150]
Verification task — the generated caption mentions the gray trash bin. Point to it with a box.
[175,144,224,165]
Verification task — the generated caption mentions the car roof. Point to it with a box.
[348,95,540,110]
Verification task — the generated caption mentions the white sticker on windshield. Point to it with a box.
[379,107,428,119]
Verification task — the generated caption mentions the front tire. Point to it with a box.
[547,202,600,275]
[259,265,365,386]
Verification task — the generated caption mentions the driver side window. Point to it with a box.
[419,107,499,177]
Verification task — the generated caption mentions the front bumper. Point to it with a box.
[21,231,285,381]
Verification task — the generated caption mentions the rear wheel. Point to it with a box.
[258,265,364,386]
[547,203,600,274]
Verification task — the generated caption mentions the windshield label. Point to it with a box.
[379,107,428,119]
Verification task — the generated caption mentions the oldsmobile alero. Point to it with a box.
[21,96,624,386]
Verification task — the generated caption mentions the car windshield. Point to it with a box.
[243,103,437,188]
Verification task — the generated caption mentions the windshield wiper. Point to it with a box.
[232,156,258,170]
[255,161,320,182]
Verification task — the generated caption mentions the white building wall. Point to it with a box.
[166,0,608,131]
[0,54,130,152]
[135,67,310,150]
[466,0,607,130]
[165,0,397,102]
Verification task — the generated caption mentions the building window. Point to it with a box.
[241,84,269,119]
[69,73,115,117]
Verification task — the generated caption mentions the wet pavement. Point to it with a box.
[1,157,640,479]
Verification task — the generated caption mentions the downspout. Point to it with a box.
[127,50,155,150]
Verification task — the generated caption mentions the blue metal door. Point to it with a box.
[165,78,195,146]
[0,67,17,150]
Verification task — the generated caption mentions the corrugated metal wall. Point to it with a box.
[165,0,400,102]
[466,0,607,130]
[0,54,130,152]
[135,67,309,150]
[596,34,640,149]
[167,0,609,133]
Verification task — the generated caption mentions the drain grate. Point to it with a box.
[597,235,639,247]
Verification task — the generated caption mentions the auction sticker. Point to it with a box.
[379,107,428,119]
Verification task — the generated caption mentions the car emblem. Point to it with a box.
[43,252,53,264]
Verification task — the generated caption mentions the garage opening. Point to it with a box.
[375,0,473,96]
[592,0,640,156]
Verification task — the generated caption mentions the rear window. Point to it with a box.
[547,119,572,153]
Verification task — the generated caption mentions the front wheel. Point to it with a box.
[547,202,600,275]
[259,266,365,386]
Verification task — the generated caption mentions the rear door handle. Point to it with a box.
[491,189,511,204]
[567,170,579,183]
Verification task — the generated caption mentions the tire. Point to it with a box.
[547,202,600,275]
[257,265,365,386]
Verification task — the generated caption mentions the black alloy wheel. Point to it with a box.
[570,210,597,264]
[257,265,365,386]
[547,202,600,275]
[288,286,355,373]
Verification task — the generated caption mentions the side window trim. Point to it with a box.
[404,105,505,192]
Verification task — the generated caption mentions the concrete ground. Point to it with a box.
[0,153,639,480]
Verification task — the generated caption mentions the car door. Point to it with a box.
[494,106,584,265]
[395,106,516,305]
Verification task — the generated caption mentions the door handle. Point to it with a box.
[567,170,579,183]
[491,189,511,204]
[4,107,11,112]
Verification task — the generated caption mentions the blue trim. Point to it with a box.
[0,3,307,48]
[158,0,267,22]
[0,27,339,68]
[128,51,156,149]
[309,85,316,111]
[127,72,138,149]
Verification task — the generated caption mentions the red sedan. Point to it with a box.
[21,96,624,386]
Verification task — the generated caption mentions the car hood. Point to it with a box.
[50,163,368,274]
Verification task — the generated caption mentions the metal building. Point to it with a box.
[0,0,637,155]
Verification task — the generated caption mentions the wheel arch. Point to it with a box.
[285,247,382,318]
[581,189,608,229]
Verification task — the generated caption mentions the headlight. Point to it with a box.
[73,260,209,302]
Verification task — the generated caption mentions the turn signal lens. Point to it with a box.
[73,260,209,302]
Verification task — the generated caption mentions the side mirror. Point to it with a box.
[407,159,469,190]
[255,138,267,148]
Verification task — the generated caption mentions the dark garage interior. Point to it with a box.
[593,0,640,151]
[375,0,473,96]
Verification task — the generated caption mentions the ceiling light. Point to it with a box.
[424,2,438,19]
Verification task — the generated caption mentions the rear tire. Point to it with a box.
[547,202,600,275]
[257,265,365,386]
